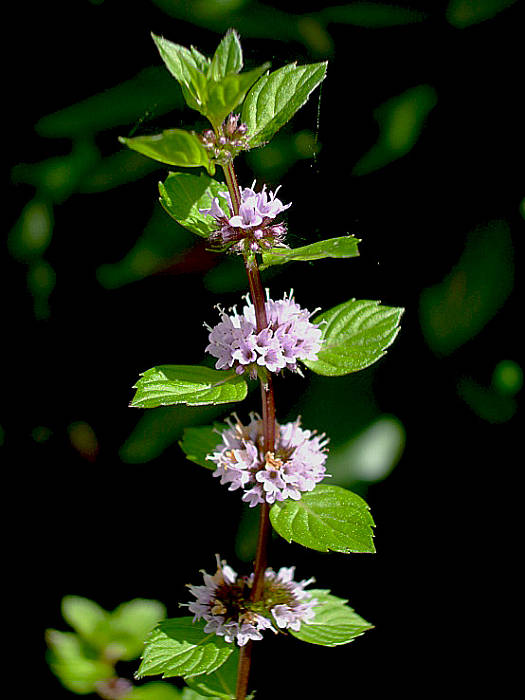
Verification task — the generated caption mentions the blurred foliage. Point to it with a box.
[457,359,522,423]
[352,85,437,175]
[419,220,514,356]
[46,596,166,695]
[446,0,518,27]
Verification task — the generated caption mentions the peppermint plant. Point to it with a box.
[50,29,403,700]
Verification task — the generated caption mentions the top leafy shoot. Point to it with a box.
[119,30,327,177]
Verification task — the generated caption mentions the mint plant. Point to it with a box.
[47,28,403,700]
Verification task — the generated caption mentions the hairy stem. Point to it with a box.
[221,160,276,700]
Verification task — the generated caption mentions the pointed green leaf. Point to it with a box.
[119,130,214,174]
[136,618,234,680]
[260,236,360,270]
[290,589,373,646]
[303,299,404,376]
[209,29,243,80]
[269,484,375,553]
[179,424,224,469]
[159,172,228,238]
[185,647,239,698]
[151,33,208,112]
[242,62,327,148]
[131,366,248,409]
[206,63,270,129]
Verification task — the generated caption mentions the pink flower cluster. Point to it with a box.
[205,292,323,377]
[187,556,317,646]
[200,181,290,253]
[208,413,329,507]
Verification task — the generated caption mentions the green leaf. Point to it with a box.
[45,629,115,694]
[137,618,234,680]
[151,33,208,113]
[303,299,404,376]
[131,366,248,409]
[206,63,270,130]
[185,647,239,698]
[106,599,167,661]
[209,29,243,81]
[61,596,108,647]
[179,424,224,469]
[290,589,373,646]
[269,484,375,553]
[260,236,360,270]
[159,172,228,238]
[242,62,327,148]
[129,682,183,700]
[119,131,214,174]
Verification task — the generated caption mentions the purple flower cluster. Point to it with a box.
[200,181,291,253]
[205,291,323,377]
[199,114,248,164]
[208,413,329,507]
[187,556,317,646]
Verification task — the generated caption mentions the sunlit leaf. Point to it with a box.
[209,29,243,80]
[205,63,270,129]
[119,130,214,174]
[131,366,248,409]
[61,596,107,647]
[303,299,403,376]
[136,618,233,680]
[159,171,228,237]
[290,589,373,646]
[185,647,239,698]
[242,62,327,148]
[260,236,359,270]
[152,33,208,113]
[269,484,375,553]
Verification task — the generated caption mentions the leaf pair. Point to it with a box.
[136,593,372,685]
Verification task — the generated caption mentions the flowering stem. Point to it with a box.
[221,160,276,700]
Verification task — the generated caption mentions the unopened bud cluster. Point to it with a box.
[199,114,248,164]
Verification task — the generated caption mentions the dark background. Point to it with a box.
[4,0,522,697]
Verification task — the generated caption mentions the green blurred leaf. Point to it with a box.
[185,647,239,698]
[152,33,209,113]
[131,366,248,409]
[353,85,437,175]
[492,360,523,398]
[106,599,167,661]
[120,130,214,174]
[260,236,360,270]
[457,377,517,424]
[159,171,228,237]
[419,221,513,356]
[179,424,224,469]
[290,589,373,646]
[209,29,243,80]
[242,62,327,148]
[136,618,234,679]
[129,682,183,700]
[8,199,53,262]
[318,2,427,27]
[61,596,108,647]
[269,484,375,553]
[45,630,115,694]
[303,299,403,376]
[36,67,184,139]
[446,0,517,27]
[205,63,270,129]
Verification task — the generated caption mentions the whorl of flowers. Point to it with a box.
[200,179,291,253]
[205,291,323,377]
[187,556,317,646]
[208,413,329,507]
[199,113,249,165]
